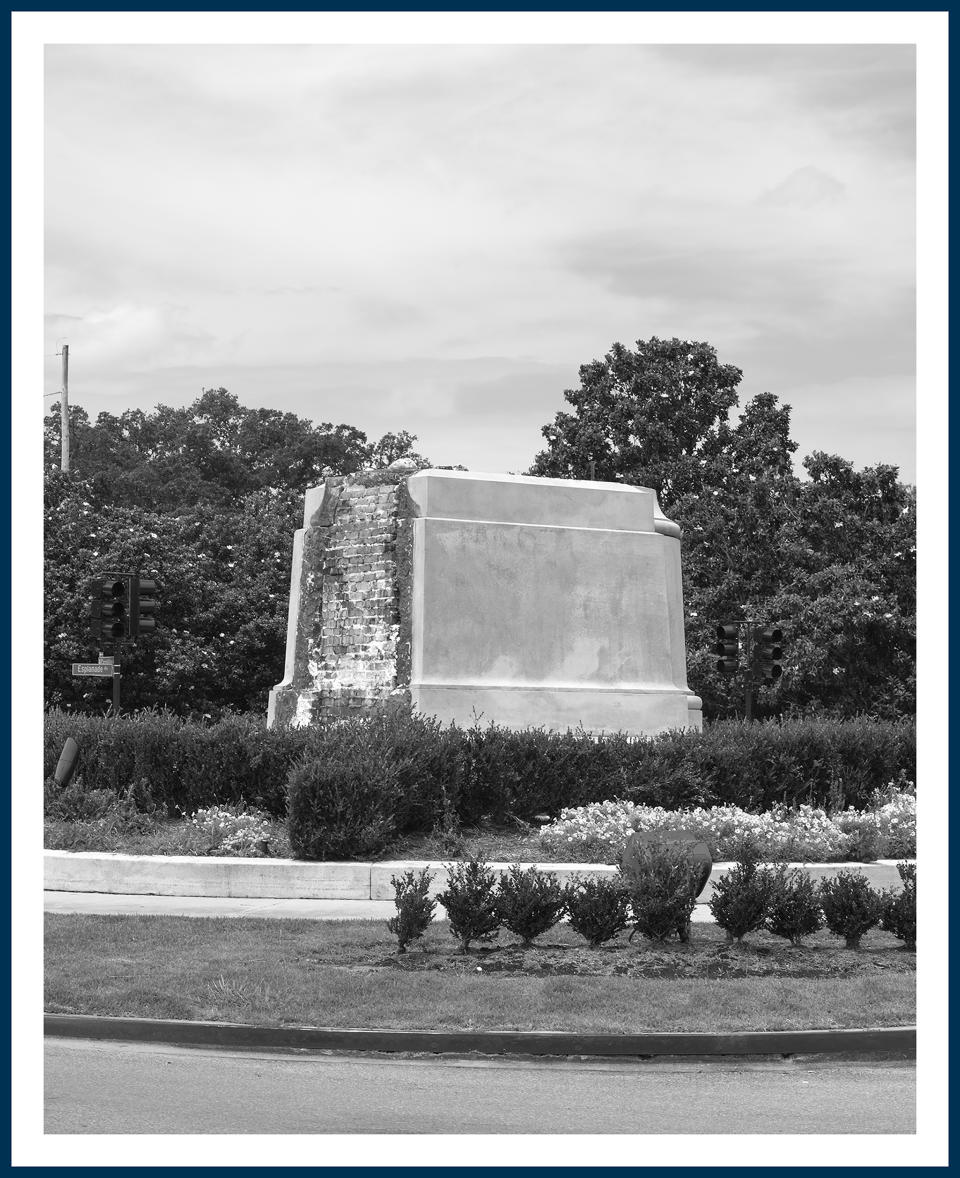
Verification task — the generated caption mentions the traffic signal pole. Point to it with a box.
[60,344,70,473]
[112,647,121,712]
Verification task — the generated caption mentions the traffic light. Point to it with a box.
[89,574,134,648]
[133,577,158,637]
[753,625,785,680]
[714,622,740,674]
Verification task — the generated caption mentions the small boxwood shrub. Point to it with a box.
[623,842,700,942]
[566,876,631,947]
[708,856,778,943]
[880,862,916,950]
[386,867,437,953]
[818,870,884,949]
[763,867,824,946]
[495,865,566,946]
[437,857,501,952]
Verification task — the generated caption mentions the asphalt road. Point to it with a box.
[45,1039,915,1135]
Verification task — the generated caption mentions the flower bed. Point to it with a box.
[537,787,915,865]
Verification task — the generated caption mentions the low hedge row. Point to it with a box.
[45,707,916,834]
[387,857,918,953]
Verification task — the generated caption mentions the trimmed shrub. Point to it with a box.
[437,857,501,952]
[818,870,884,949]
[43,708,916,858]
[495,865,567,946]
[386,868,437,953]
[43,707,305,816]
[286,753,402,861]
[880,862,917,950]
[566,876,631,947]
[763,867,824,946]
[708,856,778,943]
[623,841,700,942]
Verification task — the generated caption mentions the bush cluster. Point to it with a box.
[383,856,916,954]
[45,708,915,860]
[708,862,914,950]
[539,790,916,866]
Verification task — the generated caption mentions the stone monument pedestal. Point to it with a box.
[268,469,701,735]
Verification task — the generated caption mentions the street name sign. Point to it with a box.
[72,663,115,677]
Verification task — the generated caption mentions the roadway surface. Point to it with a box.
[45,1038,915,1135]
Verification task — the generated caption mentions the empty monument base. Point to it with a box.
[269,468,702,737]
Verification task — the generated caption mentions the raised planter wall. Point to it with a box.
[44,850,908,903]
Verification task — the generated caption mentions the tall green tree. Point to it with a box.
[531,336,915,721]
[44,390,432,715]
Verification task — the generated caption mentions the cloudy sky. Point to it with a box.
[44,43,916,480]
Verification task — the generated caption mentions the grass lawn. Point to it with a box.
[45,915,914,1034]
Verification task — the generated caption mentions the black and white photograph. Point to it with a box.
[13,8,947,1166]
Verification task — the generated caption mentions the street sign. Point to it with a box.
[98,654,114,666]
[72,663,115,677]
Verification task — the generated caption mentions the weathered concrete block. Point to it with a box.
[269,469,701,735]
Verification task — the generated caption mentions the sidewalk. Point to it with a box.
[43,890,719,923]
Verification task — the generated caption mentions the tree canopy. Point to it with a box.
[43,352,915,723]
[531,336,915,721]
[43,390,430,716]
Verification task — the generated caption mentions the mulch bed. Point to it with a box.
[306,924,916,982]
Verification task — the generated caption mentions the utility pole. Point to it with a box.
[60,344,70,473]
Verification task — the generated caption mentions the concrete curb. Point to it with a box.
[44,850,910,903]
[44,1013,916,1058]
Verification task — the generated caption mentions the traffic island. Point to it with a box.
[44,914,915,1044]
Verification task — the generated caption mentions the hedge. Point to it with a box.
[44,708,915,833]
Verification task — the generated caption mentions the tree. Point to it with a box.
[531,336,743,503]
[531,336,916,721]
[44,389,378,514]
[43,390,437,716]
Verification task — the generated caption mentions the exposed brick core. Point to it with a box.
[302,473,408,719]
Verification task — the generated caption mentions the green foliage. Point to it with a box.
[286,746,402,861]
[44,707,299,816]
[708,855,779,943]
[43,389,430,717]
[437,857,501,952]
[531,336,915,722]
[386,868,437,953]
[622,841,700,942]
[44,777,158,850]
[565,876,631,947]
[763,867,825,946]
[495,864,567,946]
[818,871,885,949]
[880,862,916,950]
[44,709,916,855]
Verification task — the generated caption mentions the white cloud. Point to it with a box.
[43,43,916,480]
